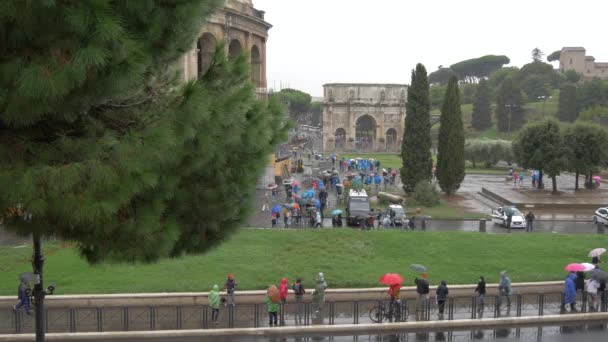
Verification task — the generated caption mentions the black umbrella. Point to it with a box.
[591,269,608,282]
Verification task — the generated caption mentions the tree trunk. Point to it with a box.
[552,176,558,194]
[472,158,476,168]
[538,170,544,189]
[575,170,579,190]
[32,233,46,342]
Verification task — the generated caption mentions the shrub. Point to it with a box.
[413,181,441,207]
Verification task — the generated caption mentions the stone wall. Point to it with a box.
[180,0,271,92]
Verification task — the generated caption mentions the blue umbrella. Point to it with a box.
[331,209,343,216]
[271,205,282,214]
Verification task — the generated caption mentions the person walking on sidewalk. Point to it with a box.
[209,285,221,324]
[475,276,486,315]
[415,273,430,320]
[292,277,306,324]
[564,272,577,312]
[265,285,280,326]
[13,277,31,315]
[498,271,512,311]
[225,274,237,307]
[436,280,449,317]
[587,278,600,311]
[525,211,535,232]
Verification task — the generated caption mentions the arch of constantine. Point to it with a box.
[322,84,408,153]
[180,0,271,95]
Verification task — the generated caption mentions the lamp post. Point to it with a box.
[505,104,517,132]
[537,95,552,118]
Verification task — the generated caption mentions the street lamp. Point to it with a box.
[505,104,518,132]
[537,96,552,118]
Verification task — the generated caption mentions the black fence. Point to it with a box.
[2,292,607,334]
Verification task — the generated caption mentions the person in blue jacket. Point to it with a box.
[564,272,577,312]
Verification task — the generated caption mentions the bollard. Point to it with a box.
[479,219,486,233]
[597,222,605,234]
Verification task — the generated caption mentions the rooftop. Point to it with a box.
[561,47,586,52]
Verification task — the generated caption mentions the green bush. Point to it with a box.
[413,181,441,207]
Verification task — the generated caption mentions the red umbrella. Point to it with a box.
[379,273,403,285]
[565,263,586,272]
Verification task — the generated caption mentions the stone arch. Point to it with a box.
[386,128,398,152]
[355,115,377,151]
[197,33,217,77]
[250,45,262,87]
[228,39,242,60]
[334,128,346,149]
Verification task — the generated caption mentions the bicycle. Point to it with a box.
[369,300,407,323]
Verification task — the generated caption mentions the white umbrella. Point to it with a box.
[581,263,596,272]
[588,248,606,258]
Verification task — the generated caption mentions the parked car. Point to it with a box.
[593,207,608,225]
[490,206,525,228]
[385,204,406,226]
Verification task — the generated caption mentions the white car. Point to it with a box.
[593,207,608,225]
[490,206,525,229]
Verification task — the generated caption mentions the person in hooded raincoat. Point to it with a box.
[498,271,512,310]
[209,285,221,323]
[312,272,328,323]
[265,285,280,326]
[564,272,577,312]
[279,278,289,304]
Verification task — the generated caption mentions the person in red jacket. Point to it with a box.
[279,278,289,304]
[278,277,289,325]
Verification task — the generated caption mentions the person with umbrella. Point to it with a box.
[414,273,430,320]
[589,248,605,266]
[587,277,600,311]
[380,273,403,322]
[564,272,577,312]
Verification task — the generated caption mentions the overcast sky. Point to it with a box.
[254,0,608,97]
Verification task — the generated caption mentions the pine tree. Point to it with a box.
[401,63,432,192]
[495,78,525,132]
[437,76,465,195]
[0,1,288,262]
[557,83,579,122]
[471,79,492,130]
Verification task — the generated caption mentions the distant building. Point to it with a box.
[180,0,271,96]
[560,47,608,80]
[322,83,408,153]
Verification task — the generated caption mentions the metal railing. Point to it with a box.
[2,291,607,334]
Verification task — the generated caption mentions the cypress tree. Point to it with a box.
[471,79,492,130]
[495,78,525,132]
[437,76,465,195]
[401,63,432,192]
[0,1,288,262]
[557,83,579,122]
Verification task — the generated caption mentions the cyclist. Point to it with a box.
[388,282,402,322]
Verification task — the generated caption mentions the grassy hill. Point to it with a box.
[0,230,604,294]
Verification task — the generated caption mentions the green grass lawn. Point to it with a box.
[336,153,505,176]
[1,230,604,295]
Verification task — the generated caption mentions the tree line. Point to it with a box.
[402,65,465,195]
